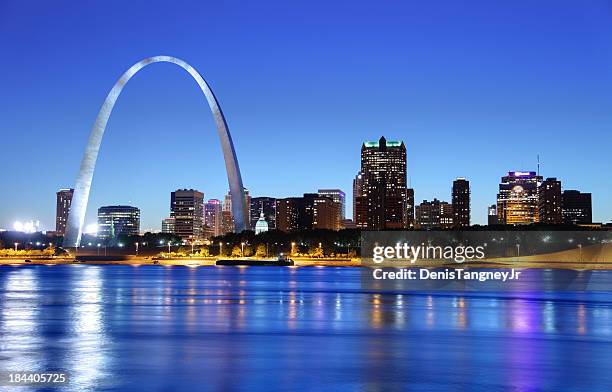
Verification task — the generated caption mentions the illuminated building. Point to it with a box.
[161,217,175,234]
[452,178,470,228]
[487,204,499,225]
[223,188,251,232]
[360,136,407,229]
[405,188,415,228]
[538,178,562,224]
[415,199,452,229]
[171,189,204,241]
[353,171,367,228]
[250,197,276,230]
[496,171,542,225]
[97,205,140,238]
[55,188,74,235]
[276,194,341,232]
[255,212,269,234]
[318,189,346,220]
[562,190,592,224]
[204,199,222,236]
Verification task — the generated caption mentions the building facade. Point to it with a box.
[538,178,563,224]
[452,178,470,228]
[250,197,277,231]
[161,217,175,234]
[204,199,223,237]
[360,136,407,229]
[97,205,140,239]
[415,199,452,229]
[562,190,592,224]
[171,189,204,241]
[55,188,74,235]
[276,194,341,232]
[497,171,542,225]
[318,189,346,220]
[405,188,415,229]
[488,204,499,225]
[353,171,367,228]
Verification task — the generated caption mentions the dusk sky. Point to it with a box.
[1,0,611,231]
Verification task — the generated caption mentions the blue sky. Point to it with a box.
[1,0,611,230]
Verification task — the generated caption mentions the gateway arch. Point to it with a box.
[63,56,249,248]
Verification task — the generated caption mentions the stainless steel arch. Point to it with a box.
[63,56,248,248]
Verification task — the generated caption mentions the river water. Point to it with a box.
[1,265,611,391]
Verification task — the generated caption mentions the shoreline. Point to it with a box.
[1,257,612,270]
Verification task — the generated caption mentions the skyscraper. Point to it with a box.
[538,178,562,224]
[318,189,346,220]
[360,136,407,229]
[222,188,251,233]
[452,178,470,228]
[250,197,277,231]
[405,188,415,228]
[488,204,499,225]
[97,205,140,238]
[497,171,542,225]
[562,190,592,224]
[353,171,367,228]
[171,189,204,241]
[204,199,223,237]
[55,188,74,235]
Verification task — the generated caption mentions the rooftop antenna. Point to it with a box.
[537,154,540,177]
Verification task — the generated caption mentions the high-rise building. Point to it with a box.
[353,171,367,228]
[405,188,415,228]
[97,205,140,238]
[415,199,452,229]
[452,178,470,228]
[562,190,592,225]
[488,204,499,225]
[360,136,407,229]
[204,199,223,237]
[161,217,175,234]
[276,197,302,232]
[171,189,204,241]
[497,171,542,225]
[250,197,277,231]
[538,178,562,224]
[276,194,340,232]
[55,188,74,235]
[222,188,251,232]
[318,189,346,220]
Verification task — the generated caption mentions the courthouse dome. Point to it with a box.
[255,212,269,234]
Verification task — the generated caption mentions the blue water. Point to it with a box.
[1,265,611,391]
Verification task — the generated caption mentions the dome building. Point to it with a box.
[255,212,269,235]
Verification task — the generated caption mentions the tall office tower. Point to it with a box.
[204,199,223,236]
[488,204,499,225]
[313,195,341,230]
[318,189,346,220]
[562,190,592,224]
[452,178,470,228]
[360,136,407,229]
[276,197,302,232]
[97,205,140,239]
[538,178,562,224]
[415,199,452,229]
[496,171,542,225]
[55,188,74,235]
[161,217,175,234]
[250,197,277,230]
[171,189,204,241]
[353,171,367,228]
[405,188,415,228]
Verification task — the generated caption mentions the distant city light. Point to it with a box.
[84,223,98,235]
[13,220,39,233]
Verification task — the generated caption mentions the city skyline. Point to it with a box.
[2,1,612,230]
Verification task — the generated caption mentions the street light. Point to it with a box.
[97,243,101,256]
[241,242,245,257]
[168,242,171,253]
[291,242,296,255]
[135,242,139,256]
[219,242,223,256]
[578,244,582,262]
[14,242,18,251]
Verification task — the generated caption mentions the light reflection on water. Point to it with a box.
[0,265,611,391]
